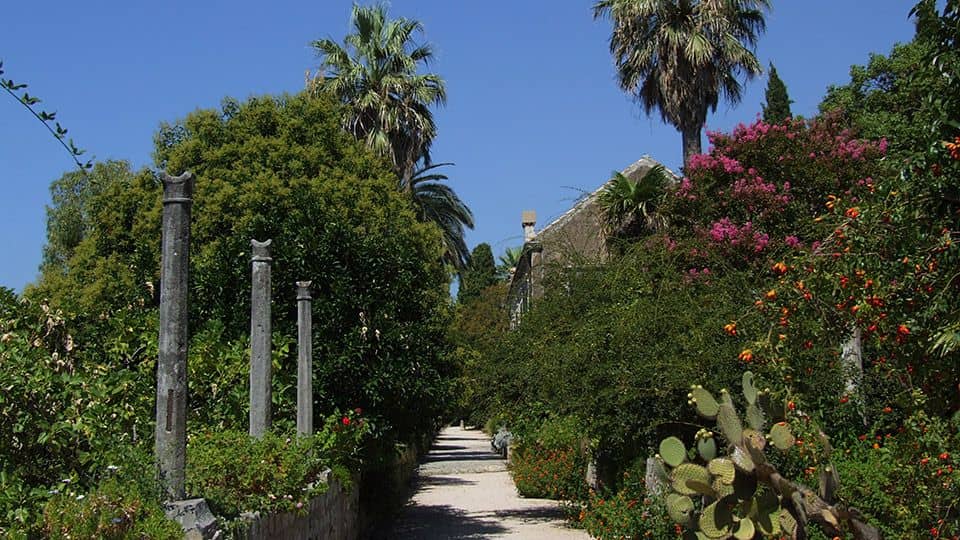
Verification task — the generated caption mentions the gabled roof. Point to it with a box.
[535,155,676,238]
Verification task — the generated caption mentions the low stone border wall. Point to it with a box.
[230,470,358,540]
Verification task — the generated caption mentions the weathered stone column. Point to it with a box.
[296,281,313,436]
[249,239,273,438]
[155,171,194,500]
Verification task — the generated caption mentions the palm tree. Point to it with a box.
[314,5,475,271]
[593,0,770,166]
[597,164,670,238]
[312,4,446,185]
[408,162,475,270]
[497,246,523,281]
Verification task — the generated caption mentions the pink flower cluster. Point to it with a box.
[728,119,795,144]
[686,153,745,174]
[675,177,697,200]
[730,171,791,210]
[708,218,770,253]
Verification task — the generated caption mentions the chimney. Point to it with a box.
[522,210,537,242]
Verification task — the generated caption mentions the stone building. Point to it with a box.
[506,156,672,326]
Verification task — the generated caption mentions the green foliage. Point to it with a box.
[496,246,522,281]
[33,91,455,441]
[762,63,793,123]
[0,298,155,534]
[186,412,368,520]
[578,458,675,539]
[449,282,510,424]
[820,40,944,159]
[509,416,590,500]
[829,407,959,539]
[457,243,497,304]
[42,475,181,540]
[475,241,756,477]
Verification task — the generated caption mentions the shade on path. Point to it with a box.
[390,426,589,539]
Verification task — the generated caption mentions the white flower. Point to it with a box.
[76,494,85,501]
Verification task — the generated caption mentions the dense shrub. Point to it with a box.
[186,410,369,520]
[509,416,590,500]
[0,297,155,534]
[43,476,181,540]
[578,458,673,539]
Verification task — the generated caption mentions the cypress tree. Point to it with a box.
[458,243,498,304]
[763,63,793,123]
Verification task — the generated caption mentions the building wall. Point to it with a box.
[507,157,669,325]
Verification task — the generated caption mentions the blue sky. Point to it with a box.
[1,1,918,291]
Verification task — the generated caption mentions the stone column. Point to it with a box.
[155,171,194,500]
[296,281,313,436]
[249,239,273,438]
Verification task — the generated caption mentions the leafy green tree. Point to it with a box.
[34,92,455,440]
[820,39,945,158]
[409,162,475,270]
[457,243,497,304]
[593,0,769,165]
[311,4,446,185]
[40,161,137,275]
[762,62,792,122]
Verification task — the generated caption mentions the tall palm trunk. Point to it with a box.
[681,125,702,167]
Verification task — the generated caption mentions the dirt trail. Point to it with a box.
[389,426,589,539]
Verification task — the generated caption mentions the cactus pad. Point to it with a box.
[753,490,781,534]
[697,435,718,461]
[699,496,736,539]
[707,457,736,484]
[666,493,695,526]
[730,445,754,474]
[660,436,687,467]
[770,422,795,451]
[690,385,720,418]
[741,372,758,405]
[732,517,755,540]
[746,402,765,431]
[779,509,798,539]
[712,477,734,499]
[671,463,711,496]
[717,402,743,444]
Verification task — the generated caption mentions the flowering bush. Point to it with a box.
[578,458,673,539]
[186,410,370,520]
[663,114,887,270]
[509,416,590,501]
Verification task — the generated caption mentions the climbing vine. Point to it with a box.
[1,59,91,172]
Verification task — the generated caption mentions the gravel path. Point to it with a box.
[389,426,590,539]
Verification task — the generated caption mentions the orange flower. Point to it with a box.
[826,194,838,210]
[944,136,960,160]
[882,406,893,414]
[765,289,777,300]
[772,261,788,275]
[897,324,910,336]
[845,207,860,219]
[723,322,738,336]
[738,349,754,363]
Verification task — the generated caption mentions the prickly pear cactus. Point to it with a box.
[655,372,879,540]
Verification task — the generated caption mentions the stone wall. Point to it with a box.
[231,470,358,540]
[508,156,671,322]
